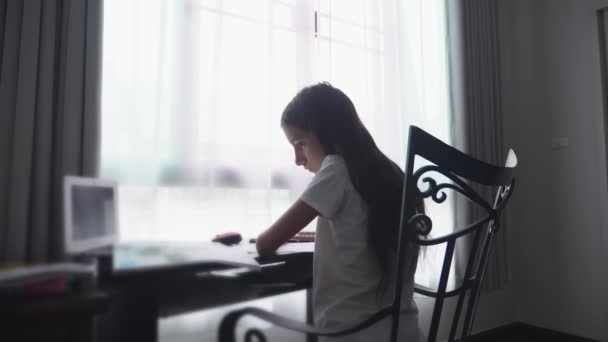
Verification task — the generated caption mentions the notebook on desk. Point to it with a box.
[111,242,262,275]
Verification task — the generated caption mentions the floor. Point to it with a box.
[158,293,597,342]
[159,290,307,342]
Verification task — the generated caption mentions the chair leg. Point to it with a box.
[306,289,317,342]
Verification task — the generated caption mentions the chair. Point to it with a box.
[217,125,517,342]
[406,126,517,342]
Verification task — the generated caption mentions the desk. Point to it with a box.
[95,242,314,342]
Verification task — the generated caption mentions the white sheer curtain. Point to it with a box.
[101,0,448,243]
[397,0,455,289]
[102,0,311,241]
[101,1,451,339]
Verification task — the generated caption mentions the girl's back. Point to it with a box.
[301,155,421,341]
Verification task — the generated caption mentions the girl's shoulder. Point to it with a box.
[320,154,347,172]
[316,154,355,189]
[316,155,351,183]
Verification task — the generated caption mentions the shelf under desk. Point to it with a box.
[0,291,111,342]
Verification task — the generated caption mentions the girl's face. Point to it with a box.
[282,124,326,173]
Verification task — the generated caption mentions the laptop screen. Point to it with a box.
[64,176,118,254]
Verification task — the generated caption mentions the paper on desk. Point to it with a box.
[113,242,261,273]
[0,262,96,288]
[276,242,315,254]
[242,241,314,255]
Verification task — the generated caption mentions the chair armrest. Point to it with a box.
[414,283,437,297]
[414,283,461,298]
[413,216,493,246]
[219,306,393,342]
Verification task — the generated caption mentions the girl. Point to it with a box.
[256,82,422,341]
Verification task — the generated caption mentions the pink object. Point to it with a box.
[23,277,69,294]
[212,232,243,245]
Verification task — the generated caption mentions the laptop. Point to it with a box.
[63,175,118,255]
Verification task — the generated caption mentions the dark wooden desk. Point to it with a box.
[95,242,314,342]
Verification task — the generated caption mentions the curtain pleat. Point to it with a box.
[0,1,6,64]
[452,0,508,291]
[32,0,61,261]
[0,0,25,262]
[0,0,102,263]
[8,0,43,262]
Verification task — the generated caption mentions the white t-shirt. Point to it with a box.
[300,155,422,342]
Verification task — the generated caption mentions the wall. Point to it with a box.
[497,0,608,340]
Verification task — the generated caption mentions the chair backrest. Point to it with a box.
[391,126,517,342]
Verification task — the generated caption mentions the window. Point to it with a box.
[101,0,451,254]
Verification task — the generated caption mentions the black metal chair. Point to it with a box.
[217,125,517,342]
[406,126,517,342]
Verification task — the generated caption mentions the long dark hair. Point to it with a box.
[281,82,418,291]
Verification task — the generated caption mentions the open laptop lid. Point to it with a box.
[63,175,119,254]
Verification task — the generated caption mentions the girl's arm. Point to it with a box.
[256,200,318,256]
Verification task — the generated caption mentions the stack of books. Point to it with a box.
[0,263,96,295]
[288,231,316,242]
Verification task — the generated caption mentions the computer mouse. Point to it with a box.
[212,232,242,245]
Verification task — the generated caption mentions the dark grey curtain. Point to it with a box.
[0,0,102,263]
[449,0,509,291]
